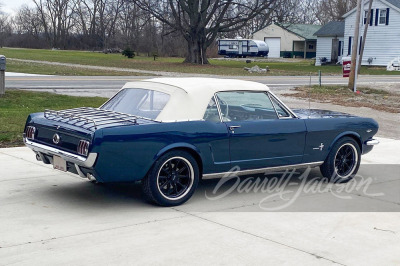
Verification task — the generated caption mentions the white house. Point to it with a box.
[343,0,400,66]
[252,23,321,58]
[314,21,345,65]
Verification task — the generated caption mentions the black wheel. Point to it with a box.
[142,150,199,206]
[320,137,361,183]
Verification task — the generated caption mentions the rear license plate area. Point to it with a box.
[53,155,67,172]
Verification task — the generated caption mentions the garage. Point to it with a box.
[264,37,281,58]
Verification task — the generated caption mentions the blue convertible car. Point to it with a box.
[24,78,379,206]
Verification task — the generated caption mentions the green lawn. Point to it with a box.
[6,60,149,76]
[0,90,107,147]
[1,47,398,76]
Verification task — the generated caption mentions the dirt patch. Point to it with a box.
[285,85,400,113]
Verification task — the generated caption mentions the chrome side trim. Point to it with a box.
[24,138,97,168]
[202,161,324,179]
[365,139,380,146]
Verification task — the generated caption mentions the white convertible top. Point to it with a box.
[121,78,270,122]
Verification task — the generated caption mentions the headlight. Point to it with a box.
[77,140,90,156]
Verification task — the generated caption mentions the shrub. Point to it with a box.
[122,47,135,58]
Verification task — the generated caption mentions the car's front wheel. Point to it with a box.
[142,150,199,206]
[320,137,361,183]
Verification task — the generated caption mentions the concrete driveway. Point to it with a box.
[0,137,399,265]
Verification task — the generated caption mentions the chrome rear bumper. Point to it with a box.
[24,138,97,168]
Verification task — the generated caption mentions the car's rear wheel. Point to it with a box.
[320,137,361,183]
[142,150,199,206]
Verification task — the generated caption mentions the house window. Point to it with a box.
[364,10,373,25]
[308,44,314,50]
[379,9,387,25]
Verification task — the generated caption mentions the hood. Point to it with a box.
[293,109,358,119]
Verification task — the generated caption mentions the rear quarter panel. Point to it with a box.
[302,117,379,163]
[92,121,229,182]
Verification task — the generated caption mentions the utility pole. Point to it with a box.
[358,0,374,74]
[349,0,362,92]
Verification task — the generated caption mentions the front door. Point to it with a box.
[216,91,306,171]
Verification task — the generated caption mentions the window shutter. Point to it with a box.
[375,9,379,26]
[348,37,352,55]
[359,36,362,55]
[370,9,373,26]
[338,41,342,57]
[386,8,390,25]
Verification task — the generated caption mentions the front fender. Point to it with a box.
[328,131,362,153]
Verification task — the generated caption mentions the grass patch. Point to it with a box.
[287,85,399,113]
[0,90,107,147]
[1,47,398,76]
[6,60,147,76]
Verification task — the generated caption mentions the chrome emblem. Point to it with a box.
[53,133,60,144]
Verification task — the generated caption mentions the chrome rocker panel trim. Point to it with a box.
[24,138,97,168]
[365,139,380,146]
[202,161,324,179]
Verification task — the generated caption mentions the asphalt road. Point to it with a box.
[5,74,400,91]
[0,137,399,265]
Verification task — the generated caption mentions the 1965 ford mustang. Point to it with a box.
[24,78,379,206]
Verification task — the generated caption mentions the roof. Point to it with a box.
[314,21,345,37]
[386,0,400,9]
[343,0,400,18]
[277,23,322,40]
[122,78,270,122]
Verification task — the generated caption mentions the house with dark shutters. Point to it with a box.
[343,0,400,66]
[314,21,345,65]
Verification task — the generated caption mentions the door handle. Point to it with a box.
[229,125,241,132]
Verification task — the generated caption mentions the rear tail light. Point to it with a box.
[25,126,36,139]
[77,140,90,156]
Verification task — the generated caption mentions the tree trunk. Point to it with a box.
[184,35,209,64]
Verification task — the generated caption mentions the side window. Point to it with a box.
[269,93,291,118]
[203,96,220,122]
[215,91,278,121]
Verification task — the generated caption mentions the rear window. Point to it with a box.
[101,88,170,119]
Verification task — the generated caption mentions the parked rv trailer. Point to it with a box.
[218,39,269,57]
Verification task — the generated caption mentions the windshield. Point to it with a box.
[101,88,170,120]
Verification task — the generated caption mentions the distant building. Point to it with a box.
[314,21,345,65]
[252,23,322,58]
[343,0,400,66]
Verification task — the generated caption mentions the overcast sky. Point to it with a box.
[1,0,34,15]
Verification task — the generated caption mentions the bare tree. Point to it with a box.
[316,0,357,24]
[33,0,77,48]
[0,1,12,48]
[135,0,278,64]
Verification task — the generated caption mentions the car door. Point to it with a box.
[215,91,306,171]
